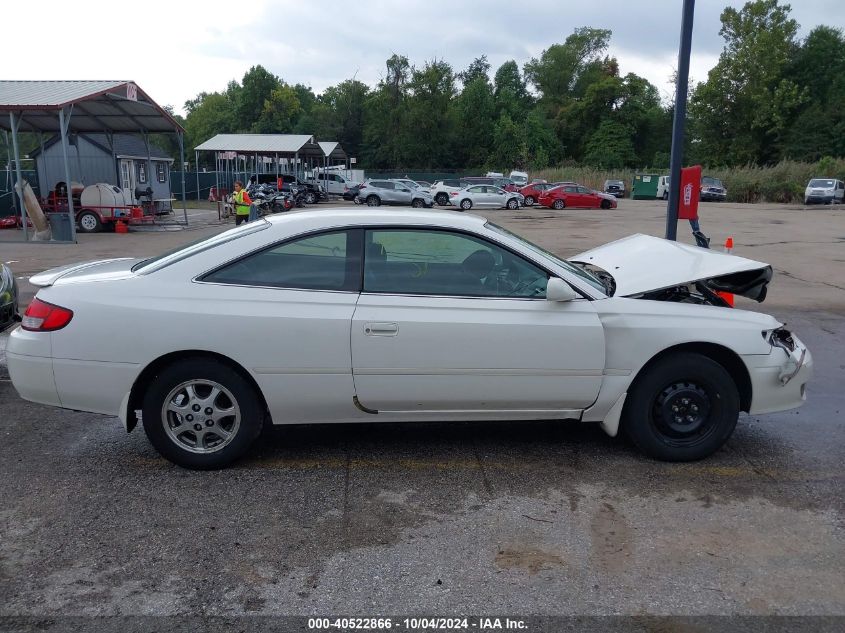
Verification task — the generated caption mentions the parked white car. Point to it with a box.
[307,172,356,196]
[804,178,844,205]
[430,179,468,206]
[452,185,523,210]
[7,209,811,469]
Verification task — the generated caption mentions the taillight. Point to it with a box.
[450,191,458,196]
[21,298,74,331]
[359,184,367,189]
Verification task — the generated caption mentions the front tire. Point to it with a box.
[305,191,317,204]
[662,191,669,201]
[142,358,264,469]
[600,199,612,209]
[366,195,381,207]
[525,195,535,206]
[435,193,449,206]
[411,198,424,208]
[506,198,519,210]
[622,352,739,462]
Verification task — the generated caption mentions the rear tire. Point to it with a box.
[142,358,264,469]
[662,191,669,201]
[460,198,472,210]
[435,193,449,206]
[622,352,739,462]
[552,199,565,210]
[305,191,317,204]
[366,195,381,207]
[77,211,102,233]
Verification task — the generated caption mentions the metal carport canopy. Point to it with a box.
[195,134,323,158]
[0,80,187,242]
[318,141,347,162]
[0,80,184,133]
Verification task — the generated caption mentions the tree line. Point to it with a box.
[4,0,841,175]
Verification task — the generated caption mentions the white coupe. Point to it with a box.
[7,209,811,469]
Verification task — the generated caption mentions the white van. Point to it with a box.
[509,170,529,186]
[804,178,845,205]
[656,175,671,200]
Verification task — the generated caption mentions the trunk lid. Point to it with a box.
[28,258,142,288]
[572,234,772,301]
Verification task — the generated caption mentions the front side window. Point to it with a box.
[203,230,358,291]
[363,229,549,298]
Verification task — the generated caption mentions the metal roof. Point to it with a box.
[195,134,322,156]
[0,80,183,133]
[318,141,348,161]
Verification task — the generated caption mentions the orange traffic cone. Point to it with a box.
[115,220,129,234]
[717,236,735,306]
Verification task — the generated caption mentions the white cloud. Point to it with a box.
[4,0,842,115]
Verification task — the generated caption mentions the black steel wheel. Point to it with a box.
[622,352,739,461]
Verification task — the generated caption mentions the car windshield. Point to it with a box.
[607,180,623,186]
[131,220,271,273]
[809,179,834,187]
[484,222,607,295]
[703,177,723,186]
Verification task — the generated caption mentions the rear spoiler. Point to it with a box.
[28,258,133,288]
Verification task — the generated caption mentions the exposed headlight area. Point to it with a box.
[764,326,796,352]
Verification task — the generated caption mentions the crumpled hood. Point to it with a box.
[572,234,773,301]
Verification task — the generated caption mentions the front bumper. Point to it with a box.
[804,194,835,204]
[744,335,813,415]
[701,191,727,201]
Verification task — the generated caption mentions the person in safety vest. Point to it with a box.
[232,180,252,225]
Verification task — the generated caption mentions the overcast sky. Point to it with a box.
[7,0,844,114]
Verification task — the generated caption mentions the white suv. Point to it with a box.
[308,172,355,196]
[430,179,469,206]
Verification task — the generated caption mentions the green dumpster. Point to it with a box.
[632,173,659,200]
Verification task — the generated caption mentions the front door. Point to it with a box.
[120,159,135,202]
[351,228,605,413]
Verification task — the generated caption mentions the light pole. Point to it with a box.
[665,0,696,241]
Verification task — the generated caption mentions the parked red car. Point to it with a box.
[538,184,618,210]
[518,181,574,206]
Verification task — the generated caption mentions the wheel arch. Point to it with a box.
[628,341,753,413]
[125,349,270,433]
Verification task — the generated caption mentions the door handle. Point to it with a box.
[364,322,399,336]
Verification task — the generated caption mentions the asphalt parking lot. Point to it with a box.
[1,199,843,621]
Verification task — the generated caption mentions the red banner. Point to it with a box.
[678,165,702,220]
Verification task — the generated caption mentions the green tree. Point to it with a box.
[689,0,804,164]
[452,75,495,167]
[459,55,491,86]
[583,120,636,168]
[493,61,531,121]
[254,84,302,133]
[405,59,456,168]
[362,55,411,168]
[235,65,282,131]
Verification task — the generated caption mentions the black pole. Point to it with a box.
[665,0,696,241]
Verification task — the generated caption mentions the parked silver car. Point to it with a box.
[451,185,523,211]
[357,179,434,207]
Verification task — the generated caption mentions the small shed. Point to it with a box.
[32,133,174,205]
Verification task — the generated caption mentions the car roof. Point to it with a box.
[263,207,488,231]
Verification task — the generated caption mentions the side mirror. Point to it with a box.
[546,278,577,302]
